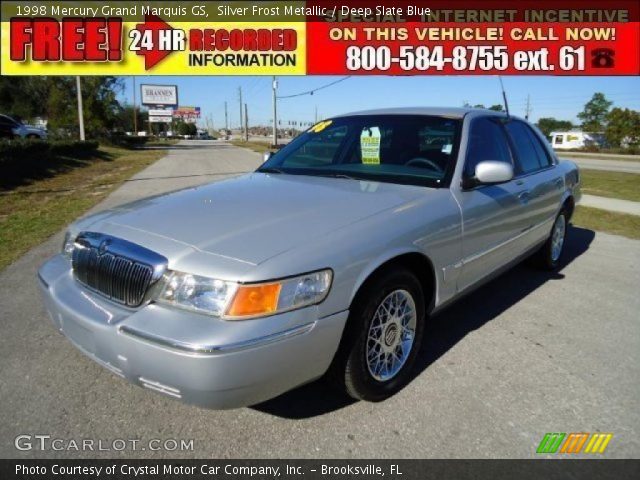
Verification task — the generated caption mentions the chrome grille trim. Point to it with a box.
[71,232,168,308]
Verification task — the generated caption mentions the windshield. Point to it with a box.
[1,115,21,126]
[258,115,461,187]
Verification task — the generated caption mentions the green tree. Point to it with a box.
[0,77,51,120]
[0,76,123,138]
[176,121,197,136]
[536,117,574,137]
[114,104,145,133]
[489,104,505,112]
[46,77,78,134]
[577,93,612,132]
[605,108,640,147]
[79,77,123,136]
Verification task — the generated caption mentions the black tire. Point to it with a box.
[330,266,425,401]
[534,209,568,270]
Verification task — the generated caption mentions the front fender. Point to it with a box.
[348,247,436,308]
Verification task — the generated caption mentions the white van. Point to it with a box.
[550,131,605,150]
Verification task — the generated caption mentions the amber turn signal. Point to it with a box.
[226,283,282,317]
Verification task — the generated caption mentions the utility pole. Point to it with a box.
[525,94,532,120]
[315,105,318,123]
[244,103,249,141]
[76,76,85,141]
[224,101,228,131]
[238,87,243,131]
[272,76,278,146]
[132,77,138,135]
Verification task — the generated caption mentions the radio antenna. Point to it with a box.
[498,76,510,119]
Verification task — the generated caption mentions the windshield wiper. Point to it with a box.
[316,172,357,180]
[257,167,286,174]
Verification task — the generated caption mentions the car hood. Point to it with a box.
[79,173,430,265]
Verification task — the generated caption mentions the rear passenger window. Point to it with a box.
[504,121,543,174]
[464,118,512,178]
[525,126,553,167]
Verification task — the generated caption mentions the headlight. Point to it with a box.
[157,269,332,319]
[157,272,236,317]
[61,231,77,258]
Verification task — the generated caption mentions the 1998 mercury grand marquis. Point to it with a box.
[38,108,581,408]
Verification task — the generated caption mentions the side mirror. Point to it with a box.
[262,151,273,163]
[474,161,514,185]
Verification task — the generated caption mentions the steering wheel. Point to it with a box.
[405,157,444,174]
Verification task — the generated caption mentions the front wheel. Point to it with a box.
[535,209,567,270]
[331,267,425,401]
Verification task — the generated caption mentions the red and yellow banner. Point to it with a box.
[1,0,639,75]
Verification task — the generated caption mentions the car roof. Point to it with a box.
[333,107,509,120]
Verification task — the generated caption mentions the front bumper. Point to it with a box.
[38,254,348,409]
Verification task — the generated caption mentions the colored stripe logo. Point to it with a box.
[537,433,613,454]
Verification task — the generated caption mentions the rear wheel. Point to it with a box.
[331,267,425,401]
[534,209,567,270]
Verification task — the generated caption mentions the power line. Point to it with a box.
[277,76,352,99]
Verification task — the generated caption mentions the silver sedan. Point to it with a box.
[38,107,580,408]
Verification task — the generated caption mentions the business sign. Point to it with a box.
[173,106,201,119]
[148,116,172,123]
[1,1,638,76]
[148,109,173,116]
[141,84,178,106]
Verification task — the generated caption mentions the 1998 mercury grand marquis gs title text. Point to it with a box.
[38,108,580,408]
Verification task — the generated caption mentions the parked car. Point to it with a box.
[38,108,581,408]
[0,120,14,139]
[196,130,213,140]
[0,114,47,139]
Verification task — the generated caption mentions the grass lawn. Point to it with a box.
[572,206,640,240]
[580,170,640,202]
[0,145,166,271]
[230,140,273,154]
[144,139,180,147]
[559,150,640,160]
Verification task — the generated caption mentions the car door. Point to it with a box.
[0,115,16,139]
[503,120,565,247]
[455,116,533,292]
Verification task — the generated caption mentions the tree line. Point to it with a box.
[537,93,639,148]
[467,93,639,148]
[1,77,638,148]
[0,77,125,138]
[0,77,198,140]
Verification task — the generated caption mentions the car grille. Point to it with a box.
[71,232,167,308]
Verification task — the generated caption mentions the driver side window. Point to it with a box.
[464,118,512,179]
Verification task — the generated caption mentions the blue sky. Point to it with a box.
[119,76,640,129]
